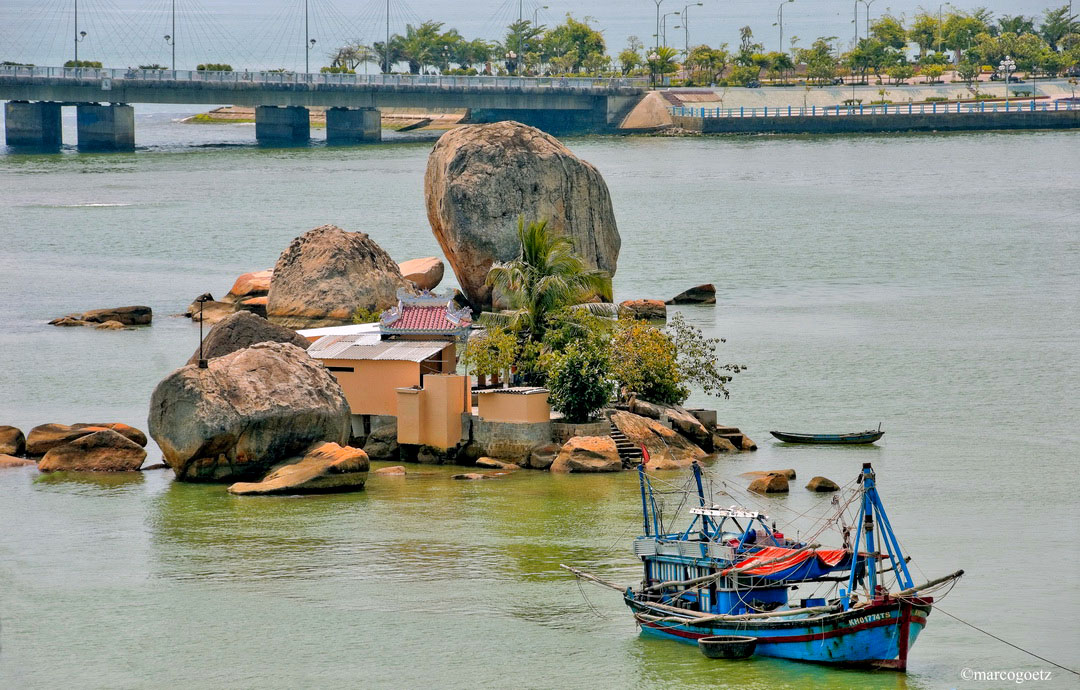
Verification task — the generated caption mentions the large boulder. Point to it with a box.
[0,426,25,456]
[0,454,35,468]
[611,411,705,470]
[38,429,146,472]
[147,342,351,482]
[619,299,667,322]
[223,270,273,303]
[398,257,445,291]
[186,311,309,366]
[25,422,145,456]
[748,474,790,494]
[361,419,399,461]
[425,121,621,310]
[667,284,716,305]
[266,225,412,328]
[550,436,622,473]
[806,476,840,492]
[628,399,710,446]
[227,442,369,495]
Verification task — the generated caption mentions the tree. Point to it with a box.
[921,63,945,83]
[998,15,1035,37]
[798,37,839,84]
[485,218,612,343]
[502,19,545,73]
[871,15,908,51]
[372,39,405,73]
[1042,5,1080,50]
[647,45,680,78]
[908,13,941,58]
[956,60,980,86]
[462,327,517,379]
[618,48,643,75]
[666,313,742,400]
[942,11,990,62]
[544,339,614,423]
[543,15,606,73]
[611,316,686,405]
[886,64,915,84]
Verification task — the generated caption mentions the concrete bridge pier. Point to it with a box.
[76,104,135,152]
[255,105,310,145]
[326,107,381,144]
[4,101,63,150]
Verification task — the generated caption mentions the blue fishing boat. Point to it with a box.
[564,462,963,671]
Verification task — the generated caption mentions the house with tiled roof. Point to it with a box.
[379,289,473,339]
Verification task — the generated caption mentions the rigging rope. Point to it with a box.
[932,606,1079,676]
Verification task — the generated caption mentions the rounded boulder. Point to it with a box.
[38,429,147,472]
[425,121,620,310]
[148,342,351,482]
[187,310,309,366]
[266,225,412,328]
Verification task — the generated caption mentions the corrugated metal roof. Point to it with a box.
[308,334,449,362]
[297,322,381,338]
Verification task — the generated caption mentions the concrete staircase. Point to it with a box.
[714,426,746,450]
[610,421,643,468]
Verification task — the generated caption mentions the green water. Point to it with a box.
[1,112,1078,688]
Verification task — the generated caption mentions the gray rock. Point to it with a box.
[667,284,716,305]
[267,224,413,329]
[38,429,146,472]
[362,418,399,461]
[425,121,621,310]
[527,443,560,470]
[806,476,840,492]
[147,342,351,482]
[187,310,309,366]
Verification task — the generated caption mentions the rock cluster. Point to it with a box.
[49,306,152,328]
[26,422,147,456]
[748,473,790,493]
[610,411,705,470]
[425,121,620,309]
[267,224,413,328]
[619,299,667,322]
[148,342,351,481]
[39,429,146,472]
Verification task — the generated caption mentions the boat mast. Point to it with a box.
[691,460,706,507]
[638,463,650,536]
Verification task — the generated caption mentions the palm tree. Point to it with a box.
[485,218,612,342]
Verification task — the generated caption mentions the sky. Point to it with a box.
[0,0,1064,71]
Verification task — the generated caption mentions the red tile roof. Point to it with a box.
[396,305,455,331]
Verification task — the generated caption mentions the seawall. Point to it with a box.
[672,109,1080,135]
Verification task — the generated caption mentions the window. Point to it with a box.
[326,366,354,373]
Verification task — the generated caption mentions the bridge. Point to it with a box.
[0,65,649,151]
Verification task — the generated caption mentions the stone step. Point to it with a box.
[715,426,742,434]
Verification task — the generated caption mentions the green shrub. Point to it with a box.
[197,63,233,72]
[351,306,382,324]
[924,96,948,102]
[63,60,102,68]
[139,64,167,70]
[543,340,613,423]
[611,316,685,405]
[320,66,354,73]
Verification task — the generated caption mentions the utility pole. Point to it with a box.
[385,0,390,73]
[682,3,702,58]
[170,0,175,70]
[653,0,665,54]
[518,0,523,23]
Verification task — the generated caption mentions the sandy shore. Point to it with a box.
[183,106,466,131]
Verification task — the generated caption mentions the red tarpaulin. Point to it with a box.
[722,547,849,576]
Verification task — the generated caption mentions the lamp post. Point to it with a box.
[162,0,175,70]
[661,11,680,47]
[505,51,517,76]
[651,0,666,53]
[774,0,794,55]
[73,0,88,66]
[861,0,877,41]
[998,55,1015,108]
[195,294,211,368]
[682,2,702,58]
[533,5,548,25]
[304,0,317,74]
[648,51,659,88]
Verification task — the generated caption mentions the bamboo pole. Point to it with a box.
[894,569,964,597]
[560,564,628,592]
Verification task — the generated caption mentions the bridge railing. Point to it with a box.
[670,100,1080,118]
[0,64,648,91]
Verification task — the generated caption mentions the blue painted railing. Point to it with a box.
[670,99,1079,118]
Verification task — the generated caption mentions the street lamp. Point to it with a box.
[505,51,518,76]
[998,55,1016,108]
[533,5,548,25]
[648,51,660,87]
[773,0,794,55]
[304,0,316,74]
[682,2,703,58]
[860,0,877,41]
[651,0,666,53]
[164,0,175,71]
[661,11,680,47]
[195,294,212,369]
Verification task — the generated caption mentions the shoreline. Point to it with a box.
[183,105,466,131]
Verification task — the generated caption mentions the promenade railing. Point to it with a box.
[671,100,1080,118]
[0,65,648,91]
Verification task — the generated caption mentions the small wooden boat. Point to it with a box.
[770,426,884,445]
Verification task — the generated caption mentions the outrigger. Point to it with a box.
[563,462,963,670]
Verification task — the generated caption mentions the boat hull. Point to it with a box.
[628,597,931,670]
[769,430,884,445]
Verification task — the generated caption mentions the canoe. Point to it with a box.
[769,430,884,444]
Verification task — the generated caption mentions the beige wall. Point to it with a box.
[322,358,420,417]
[477,390,551,424]
[396,374,468,449]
